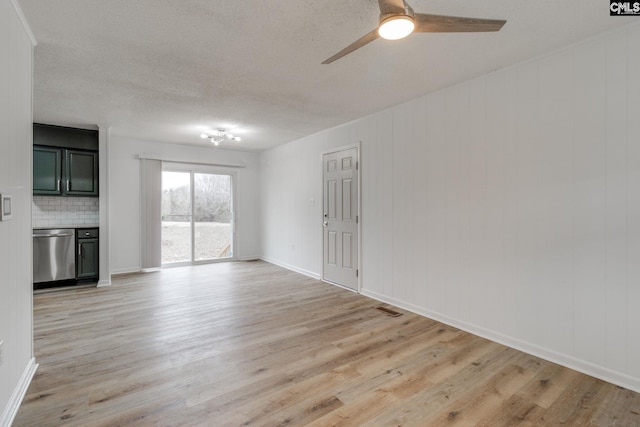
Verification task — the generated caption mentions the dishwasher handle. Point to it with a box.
[33,233,75,238]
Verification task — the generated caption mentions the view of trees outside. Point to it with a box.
[161,171,232,264]
[193,173,232,223]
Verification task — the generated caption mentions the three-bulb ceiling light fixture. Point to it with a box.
[200,129,242,146]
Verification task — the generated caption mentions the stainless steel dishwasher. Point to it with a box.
[33,229,76,283]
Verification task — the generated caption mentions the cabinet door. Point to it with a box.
[77,238,99,279]
[33,146,63,195]
[66,150,98,196]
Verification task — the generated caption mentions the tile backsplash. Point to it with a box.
[33,196,99,228]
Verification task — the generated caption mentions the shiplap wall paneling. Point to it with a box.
[537,51,575,357]
[261,135,321,277]
[298,139,311,273]
[424,92,447,315]
[360,111,393,296]
[627,24,640,380]
[465,80,490,326]
[259,23,640,392]
[360,117,376,292]
[303,136,320,275]
[502,70,521,341]
[573,39,608,366]
[308,136,322,275]
[408,98,429,308]
[302,140,316,274]
[284,144,296,268]
[392,103,410,302]
[443,86,465,322]
[380,112,395,298]
[513,63,542,349]
[604,27,629,376]
[261,149,279,264]
[484,69,513,337]
[408,97,428,304]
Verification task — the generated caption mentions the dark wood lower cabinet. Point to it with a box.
[77,228,99,280]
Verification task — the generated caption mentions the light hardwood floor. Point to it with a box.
[14,261,640,426]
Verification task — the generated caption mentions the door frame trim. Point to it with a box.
[321,142,362,293]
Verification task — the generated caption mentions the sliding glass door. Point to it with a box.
[162,167,234,266]
[193,173,232,261]
[161,171,192,264]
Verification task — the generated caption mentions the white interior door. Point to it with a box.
[323,147,358,290]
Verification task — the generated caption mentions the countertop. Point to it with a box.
[33,225,99,230]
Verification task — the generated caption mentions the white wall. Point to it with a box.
[259,22,640,392]
[109,136,260,274]
[0,0,36,424]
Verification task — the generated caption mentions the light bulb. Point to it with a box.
[200,133,208,139]
[378,16,415,40]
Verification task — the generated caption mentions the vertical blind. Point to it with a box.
[140,159,162,269]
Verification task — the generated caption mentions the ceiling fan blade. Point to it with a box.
[322,29,379,64]
[414,13,506,33]
[378,0,407,15]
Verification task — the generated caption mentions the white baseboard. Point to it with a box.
[110,267,142,276]
[259,257,321,280]
[0,357,38,427]
[361,288,640,394]
[97,279,111,287]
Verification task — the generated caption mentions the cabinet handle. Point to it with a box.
[67,180,70,192]
[78,243,82,257]
[57,179,60,191]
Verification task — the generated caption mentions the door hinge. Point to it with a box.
[356,161,359,170]
[356,215,359,224]
[356,269,359,278]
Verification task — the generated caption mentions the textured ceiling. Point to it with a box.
[17,0,634,151]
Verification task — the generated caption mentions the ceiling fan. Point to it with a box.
[322,0,506,64]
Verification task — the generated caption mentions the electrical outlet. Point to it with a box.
[0,340,3,366]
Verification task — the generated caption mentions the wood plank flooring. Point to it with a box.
[13,261,640,426]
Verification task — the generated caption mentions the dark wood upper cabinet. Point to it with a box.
[33,146,63,195]
[66,150,98,196]
[33,123,98,151]
[33,124,99,197]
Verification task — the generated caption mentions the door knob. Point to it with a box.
[323,221,328,227]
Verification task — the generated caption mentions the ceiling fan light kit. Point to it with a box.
[378,15,415,40]
[322,0,506,64]
[200,129,242,146]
